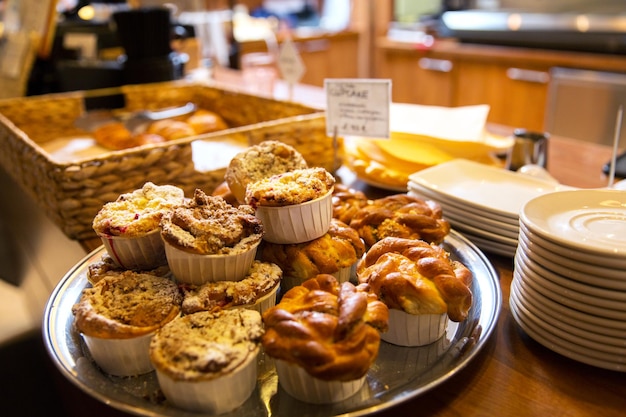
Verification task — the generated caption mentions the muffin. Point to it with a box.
[357,237,473,346]
[245,167,335,244]
[262,274,388,404]
[349,194,451,249]
[258,218,365,291]
[160,189,264,284]
[225,140,308,204]
[86,252,171,285]
[72,271,182,376]
[180,260,282,315]
[92,182,185,270]
[149,309,264,414]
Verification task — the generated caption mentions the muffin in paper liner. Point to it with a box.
[149,309,263,414]
[81,332,155,377]
[274,359,366,404]
[99,229,167,270]
[164,239,260,285]
[382,309,448,347]
[254,189,333,244]
[235,283,280,315]
[155,346,260,414]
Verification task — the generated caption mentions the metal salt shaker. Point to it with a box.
[505,129,549,171]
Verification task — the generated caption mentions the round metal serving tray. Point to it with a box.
[42,230,501,417]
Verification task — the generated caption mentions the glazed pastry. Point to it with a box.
[332,184,370,225]
[147,119,196,140]
[357,237,473,322]
[93,122,136,150]
[258,218,365,281]
[185,109,228,134]
[349,194,450,248]
[262,274,388,381]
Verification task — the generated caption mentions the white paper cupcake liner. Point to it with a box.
[274,359,366,404]
[164,240,260,285]
[255,189,333,244]
[99,229,166,270]
[234,283,280,315]
[332,265,352,283]
[155,347,259,414]
[82,332,154,377]
[381,309,448,347]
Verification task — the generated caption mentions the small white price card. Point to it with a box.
[325,79,391,138]
[277,38,305,84]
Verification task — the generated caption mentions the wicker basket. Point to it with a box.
[0,80,339,241]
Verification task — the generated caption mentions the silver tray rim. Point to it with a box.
[42,230,502,417]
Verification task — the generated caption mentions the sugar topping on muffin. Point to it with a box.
[160,189,263,255]
[149,309,264,381]
[72,271,182,338]
[181,260,282,314]
[92,182,185,237]
[245,167,335,208]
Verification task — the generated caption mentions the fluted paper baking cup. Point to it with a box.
[154,347,259,414]
[99,229,166,270]
[382,309,448,347]
[82,332,154,377]
[164,240,260,285]
[332,265,352,283]
[275,359,366,404]
[235,282,280,315]
[255,189,333,244]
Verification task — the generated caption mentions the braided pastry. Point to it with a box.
[257,218,365,281]
[261,274,388,381]
[349,194,450,248]
[357,237,472,322]
[332,184,370,224]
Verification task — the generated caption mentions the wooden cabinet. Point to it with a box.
[239,31,359,87]
[375,37,626,132]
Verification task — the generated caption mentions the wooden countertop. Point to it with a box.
[377,36,626,72]
[73,78,625,417]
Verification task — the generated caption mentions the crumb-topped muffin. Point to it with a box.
[181,260,282,314]
[72,271,182,376]
[86,253,171,285]
[93,182,184,237]
[160,189,263,255]
[160,190,264,284]
[245,167,335,208]
[225,140,308,204]
[149,309,264,413]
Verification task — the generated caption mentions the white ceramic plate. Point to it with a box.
[444,211,519,240]
[510,279,626,371]
[517,236,626,302]
[514,250,626,321]
[518,222,626,270]
[518,233,625,281]
[408,184,519,227]
[408,159,572,220]
[516,238,626,290]
[461,233,517,258]
[512,276,626,337]
[42,231,502,417]
[521,189,626,257]
[513,279,626,347]
[514,249,626,312]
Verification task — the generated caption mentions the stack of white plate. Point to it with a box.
[511,189,626,371]
[407,159,568,257]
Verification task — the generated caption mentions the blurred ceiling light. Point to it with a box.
[576,15,590,32]
[77,5,96,21]
[507,13,522,31]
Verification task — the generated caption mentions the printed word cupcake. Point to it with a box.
[160,190,264,285]
[71,271,182,376]
[245,167,335,244]
[262,274,388,404]
[92,182,185,270]
[357,237,473,346]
